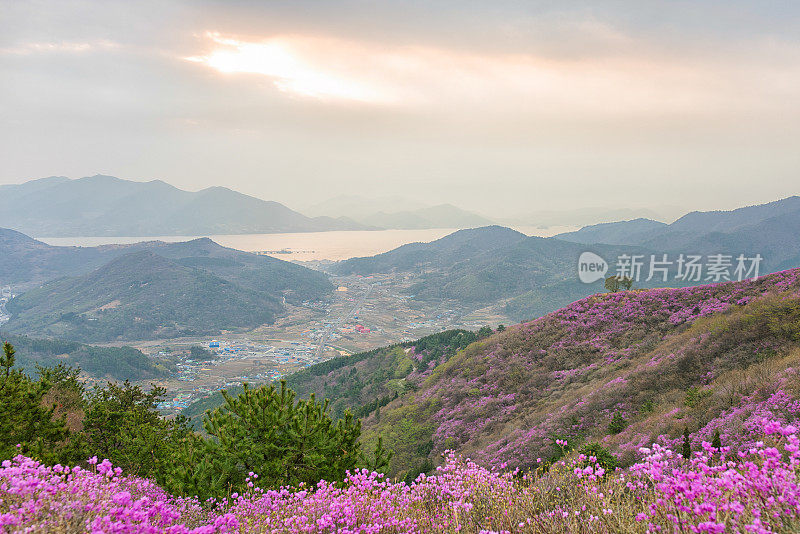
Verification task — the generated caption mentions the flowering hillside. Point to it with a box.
[5,271,800,532]
[367,269,800,478]
[3,419,800,533]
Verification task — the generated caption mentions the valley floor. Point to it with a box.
[120,272,512,415]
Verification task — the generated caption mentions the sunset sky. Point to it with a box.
[1,1,799,217]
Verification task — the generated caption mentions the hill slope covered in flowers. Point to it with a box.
[4,419,800,532]
[5,271,800,532]
[366,269,800,478]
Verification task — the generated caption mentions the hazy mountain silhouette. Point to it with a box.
[359,204,494,230]
[555,196,800,271]
[555,218,667,245]
[0,175,369,236]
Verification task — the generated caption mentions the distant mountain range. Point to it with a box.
[555,196,800,270]
[499,206,675,228]
[0,176,497,236]
[4,189,799,339]
[304,195,431,220]
[0,229,333,342]
[358,204,494,230]
[333,196,800,321]
[305,195,495,230]
[0,175,369,237]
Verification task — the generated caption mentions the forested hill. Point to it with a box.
[332,225,528,275]
[1,230,334,342]
[4,251,285,342]
[0,230,332,301]
[0,331,167,380]
[127,237,333,303]
[331,225,655,321]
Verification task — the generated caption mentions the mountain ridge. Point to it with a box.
[332,225,661,321]
[555,196,800,265]
[0,228,334,300]
[0,175,370,237]
[555,218,668,245]
[4,249,285,342]
[0,229,334,342]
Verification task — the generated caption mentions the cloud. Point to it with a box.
[186,33,397,103]
[0,40,119,56]
[184,31,800,118]
[2,1,800,214]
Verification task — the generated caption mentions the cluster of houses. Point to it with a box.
[0,286,12,325]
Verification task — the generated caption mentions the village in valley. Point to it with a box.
[136,272,510,414]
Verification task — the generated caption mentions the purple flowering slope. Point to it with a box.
[367,269,800,476]
[5,270,800,532]
[3,420,800,532]
[0,455,237,533]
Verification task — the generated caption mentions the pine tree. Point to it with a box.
[81,381,193,484]
[712,429,722,451]
[608,411,628,434]
[362,437,392,473]
[604,276,621,293]
[0,342,70,463]
[682,427,692,460]
[172,380,363,499]
[477,326,493,338]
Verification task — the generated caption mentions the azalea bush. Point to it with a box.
[0,455,234,533]
[3,419,800,533]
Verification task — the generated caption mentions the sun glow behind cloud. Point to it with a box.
[4,1,800,215]
[186,33,397,103]
[185,31,800,119]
